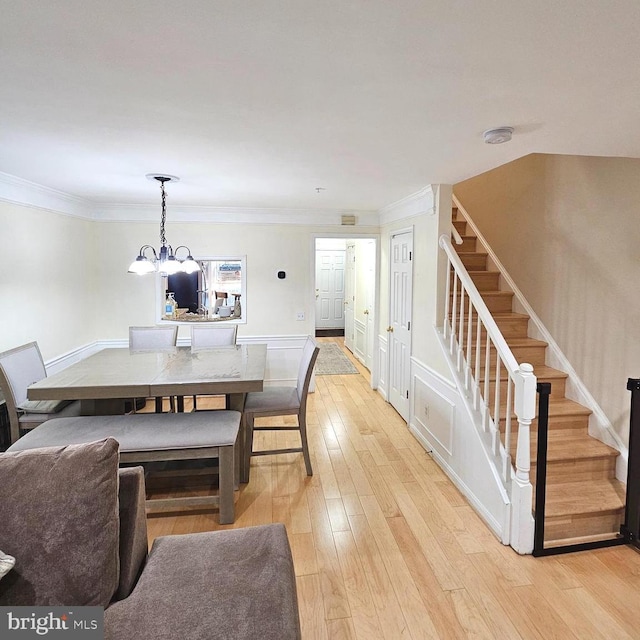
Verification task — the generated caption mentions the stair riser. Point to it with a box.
[453,220,466,234]
[503,413,591,433]
[450,272,500,291]
[455,237,477,252]
[530,456,617,483]
[543,511,624,543]
[488,376,566,400]
[481,294,514,313]
[471,345,547,367]
[458,254,488,270]
[460,317,530,339]
[451,293,514,313]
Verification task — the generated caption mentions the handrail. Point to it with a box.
[452,226,464,245]
[439,234,519,373]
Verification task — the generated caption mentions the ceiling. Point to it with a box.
[2,0,640,213]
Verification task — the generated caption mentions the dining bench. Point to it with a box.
[6,411,241,524]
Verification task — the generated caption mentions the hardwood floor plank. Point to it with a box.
[143,338,640,639]
[307,485,352,621]
[333,530,386,640]
[359,496,441,639]
[348,514,412,639]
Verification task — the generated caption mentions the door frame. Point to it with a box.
[311,233,380,389]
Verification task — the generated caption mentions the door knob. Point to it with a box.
[387,325,394,332]
[363,309,369,315]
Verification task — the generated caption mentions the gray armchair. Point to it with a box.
[0,439,301,639]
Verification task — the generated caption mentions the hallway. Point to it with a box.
[147,338,640,639]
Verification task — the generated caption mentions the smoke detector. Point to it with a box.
[483,127,514,144]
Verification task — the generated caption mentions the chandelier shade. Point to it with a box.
[127,175,201,276]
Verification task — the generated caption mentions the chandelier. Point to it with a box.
[128,174,200,275]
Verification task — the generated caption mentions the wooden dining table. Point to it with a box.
[27,344,267,486]
[27,344,267,415]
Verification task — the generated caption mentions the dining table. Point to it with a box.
[27,344,267,415]
[27,344,267,484]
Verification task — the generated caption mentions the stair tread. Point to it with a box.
[530,365,568,379]
[487,365,567,383]
[533,432,620,460]
[544,398,593,417]
[544,479,625,516]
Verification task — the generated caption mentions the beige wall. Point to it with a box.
[0,201,98,361]
[455,154,640,446]
[0,202,378,358]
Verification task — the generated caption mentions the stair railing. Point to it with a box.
[439,233,537,552]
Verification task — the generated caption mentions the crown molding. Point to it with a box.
[378,185,435,226]
[93,203,380,227]
[0,171,380,226]
[0,171,92,219]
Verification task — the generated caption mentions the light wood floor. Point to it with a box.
[146,337,640,640]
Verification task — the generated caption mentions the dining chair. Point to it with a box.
[242,336,319,482]
[0,342,81,444]
[129,325,179,412]
[190,324,238,410]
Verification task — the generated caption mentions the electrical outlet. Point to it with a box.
[296,312,305,321]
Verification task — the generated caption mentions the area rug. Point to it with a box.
[315,343,359,375]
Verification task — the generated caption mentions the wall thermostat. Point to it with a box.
[277,271,286,279]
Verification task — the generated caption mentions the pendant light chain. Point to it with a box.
[160,179,167,247]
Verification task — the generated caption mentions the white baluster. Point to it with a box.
[473,314,482,410]
[465,298,473,391]
[457,287,465,373]
[483,337,491,431]
[450,274,458,356]
[493,358,501,456]
[443,258,452,341]
[503,377,513,481]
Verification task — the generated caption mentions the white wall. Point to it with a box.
[0,201,98,361]
[455,154,640,447]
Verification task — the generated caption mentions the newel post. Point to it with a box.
[510,363,536,554]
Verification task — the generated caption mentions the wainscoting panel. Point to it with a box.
[409,356,510,541]
[377,334,388,400]
[353,318,366,364]
[412,374,454,456]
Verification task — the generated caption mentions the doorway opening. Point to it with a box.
[313,236,378,381]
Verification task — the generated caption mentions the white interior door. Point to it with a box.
[315,250,345,329]
[388,231,413,421]
[344,243,356,351]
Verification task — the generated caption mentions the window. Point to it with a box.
[157,256,246,324]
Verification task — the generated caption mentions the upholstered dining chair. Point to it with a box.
[190,324,238,349]
[0,342,81,444]
[242,336,319,482]
[128,325,178,412]
[190,324,238,410]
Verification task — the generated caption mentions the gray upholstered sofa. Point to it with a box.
[0,438,301,639]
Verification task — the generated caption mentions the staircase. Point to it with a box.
[452,206,625,547]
